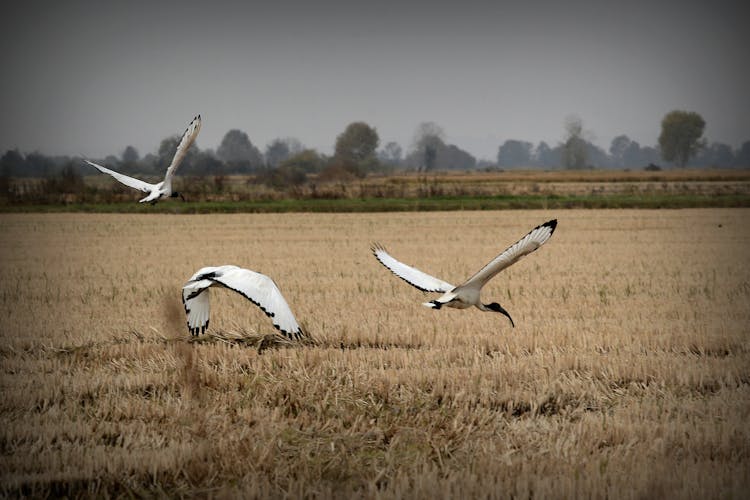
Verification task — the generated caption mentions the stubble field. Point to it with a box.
[1,209,749,498]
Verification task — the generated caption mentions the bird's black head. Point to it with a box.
[170,191,186,201]
[486,302,515,328]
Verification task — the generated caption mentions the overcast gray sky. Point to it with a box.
[1,0,748,160]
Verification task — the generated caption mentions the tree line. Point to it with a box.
[2,111,748,186]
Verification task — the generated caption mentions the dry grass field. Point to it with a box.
[1,209,749,498]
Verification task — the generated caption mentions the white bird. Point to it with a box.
[372,219,558,327]
[182,265,306,340]
[84,115,201,204]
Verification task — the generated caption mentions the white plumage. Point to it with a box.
[182,265,305,340]
[372,219,558,327]
[84,115,201,204]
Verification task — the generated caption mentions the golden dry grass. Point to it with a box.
[1,209,749,498]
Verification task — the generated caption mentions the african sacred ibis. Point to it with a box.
[182,265,306,340]
[372,219,557,327]
[84,115,201,204]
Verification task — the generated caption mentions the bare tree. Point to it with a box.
[412,122,445,171]
[562,115,587,169]
[379,141,403,166]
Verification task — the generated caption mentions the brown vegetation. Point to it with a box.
[1,209,749,497]
[3,168,750,205]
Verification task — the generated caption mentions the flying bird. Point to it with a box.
[84,115,201,204]
[371,219,557,327]
[182,265,306,340]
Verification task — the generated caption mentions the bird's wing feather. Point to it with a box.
[182,266,238,336]
[208,267,304,340]
[84,160,154,193]
[371,244,454,293]
[460,219,557,289]
[164,115,201,183]
[182,279,212,336]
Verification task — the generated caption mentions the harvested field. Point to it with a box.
[1,209,749,498]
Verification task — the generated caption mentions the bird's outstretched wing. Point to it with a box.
[164,115,201,183]
[371,244,454,293]
[461,219,557,289]
[211,267,304,340]
[84,160,154,193]
[182,280,213,335]
[182,266,228,336]
[182,265,304,340]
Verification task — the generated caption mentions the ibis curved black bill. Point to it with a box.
[485,302,515,328]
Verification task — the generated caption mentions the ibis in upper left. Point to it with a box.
[83,115,201,204]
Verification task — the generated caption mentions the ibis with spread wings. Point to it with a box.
[84,115,201,204]
[182,265,306,340]
[372,219,557,327]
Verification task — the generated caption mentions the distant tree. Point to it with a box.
[413,122,445,146]
[438,144,476,170]
[265,138,304,168]
[562,116,587,169]
[281,149,325,174]
[609,135,632,168]
[256,149,326,188]
[658,110,706,167]
[404,138,475,170]
[693,142,734,168]
[534,141,558,168]
[104,155,120,167]
[334,122,379,163]
[121,145,140,163]
[217,129,263,172]
[333,122,379,176]
[118,145,140,175]
[497,140,533,167]
[256,164,308,189]
[182,150,223,176]
[585,141,610,168]
[139,153,160,175]
[265,139,290,169]
[735,141,750,168]
[639,146,661,167]
[379,141,403,166]
[1,149,25,176]
[412,122,445,171]
[620,139,641,167]
[286,138,304,156]
[24,152,55,177]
